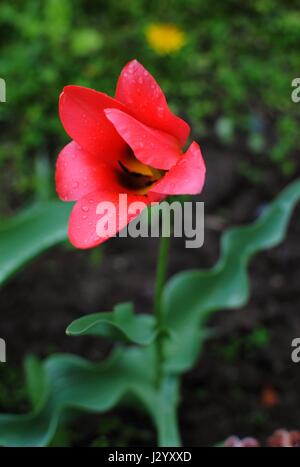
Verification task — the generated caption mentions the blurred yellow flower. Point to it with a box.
[145,23,186,55]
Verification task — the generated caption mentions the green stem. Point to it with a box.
[156,377,181,447]
[154,235,171,387]
[157,409,181,448]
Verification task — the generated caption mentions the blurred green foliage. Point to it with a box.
[214,327,270,362]
[1,0,300,212]
[0,364,28,413]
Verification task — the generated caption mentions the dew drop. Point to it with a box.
[72,181,79,189]
[81,205,89,212]
[157,106,164,118]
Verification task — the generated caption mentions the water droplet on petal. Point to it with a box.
[157,106,164,118]
[81,205,89,212]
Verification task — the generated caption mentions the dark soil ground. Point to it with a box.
[1,140,300,446]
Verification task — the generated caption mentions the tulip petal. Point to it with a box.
[115,60,190,147]
[68,191,149,249]
[105,108,181,170]
[55,142,122,201]
[59,86,127,161]
[150,142,206,195]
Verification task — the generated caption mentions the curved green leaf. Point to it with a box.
[0,347,180,447]
[163,179,300,372]
[66,302,157,346]
[24,355,49,411]
[0,202,72,285]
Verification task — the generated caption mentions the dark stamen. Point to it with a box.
[118,160,144,178]
[117,160,159,191]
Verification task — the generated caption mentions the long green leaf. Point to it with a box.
[24,355,49,412]
[0,347,179,447]
[0,202,72,285]
[163,179,300,372]
[67,302,157,346]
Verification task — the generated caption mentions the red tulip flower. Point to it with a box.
[56,60,206,248]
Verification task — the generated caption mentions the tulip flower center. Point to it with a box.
[118,148,164,195]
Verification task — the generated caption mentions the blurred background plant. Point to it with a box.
[1,0,300,215]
